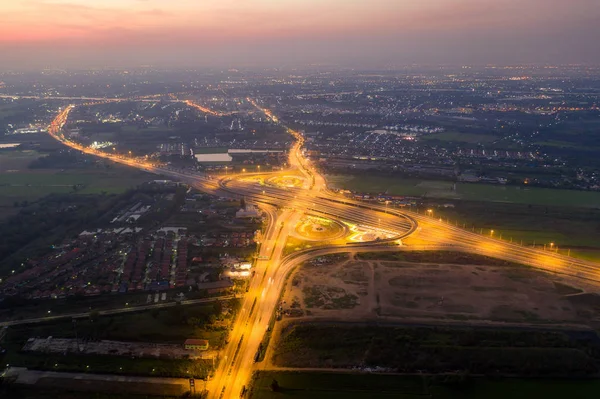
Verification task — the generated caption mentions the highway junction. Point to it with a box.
[44,98,600,399]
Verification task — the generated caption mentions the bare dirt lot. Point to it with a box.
[281,252,600,325]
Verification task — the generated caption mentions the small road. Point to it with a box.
[40,100,600,398]
[0,295,234,327]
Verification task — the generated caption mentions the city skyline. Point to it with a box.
[2,0,600,69]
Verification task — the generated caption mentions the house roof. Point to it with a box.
[184,339,209,346]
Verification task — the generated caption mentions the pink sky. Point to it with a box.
[1,0,599,68]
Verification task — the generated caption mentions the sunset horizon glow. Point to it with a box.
[1,0,599,69]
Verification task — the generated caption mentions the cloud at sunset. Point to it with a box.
[1,0,599,68]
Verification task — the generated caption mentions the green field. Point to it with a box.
[0,150,153,212]
[457,183,600,207]
[331,173,600,259]
[427,200,600,255]
[0,102,24,118]
[326,175,428,197]
[250,371,600,399]
[120,126,176,135]
[251,372,425,398]
[271,323,598,376]
[4,303,228,346]
[327,174,600,208]
[1,304,231,379]
[2,385,183,399]
[194,147,229,154]
[535,140,595,151]
[0,170,151,192]
[0,149,42,170]
[355,251,524,266]
[0,170,151,210]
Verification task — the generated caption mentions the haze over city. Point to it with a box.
[3,1,600,399]
[2,0,600,69]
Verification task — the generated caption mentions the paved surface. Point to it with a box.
[41,98,600,399]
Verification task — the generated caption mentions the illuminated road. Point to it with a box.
[44,100,600,398]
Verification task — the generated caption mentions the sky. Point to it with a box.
[1,0,599,69]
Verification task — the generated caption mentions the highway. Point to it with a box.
[42,100,600,398]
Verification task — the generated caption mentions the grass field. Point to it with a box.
[355,250,523,266]
[0,170,151,209]
[569,249,600,263]
[4,303,226,346]
[0,385,183,399]
[1,304,227,378]
[250,371,600,399]
[426,200,600,257]
[251,372,425,398]
[535,140,595,151]
[194,147,229,154]
[0,149,42,170]
[0,170,150,192]
[271,323,598,375]
[0,102,24,119]
[0,150,152,211]
[120,126,176,135]
[326,175,428,197]
[457,183,600,207]
[327,174,600,208]
[3,349,211,379]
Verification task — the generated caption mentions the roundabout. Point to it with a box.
[292,215,348,242]
[43,99,600,399]
[267,175,305,188]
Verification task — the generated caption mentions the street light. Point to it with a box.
[490,229,494,237]
[427,209,433,217]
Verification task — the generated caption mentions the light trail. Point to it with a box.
[42,99,600,399]
[183,99,229,117]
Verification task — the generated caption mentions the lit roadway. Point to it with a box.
[45,101,600,398]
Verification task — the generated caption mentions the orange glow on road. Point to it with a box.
[47,105,162,171]
[44,100,600,399]
[183,100,230,117]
